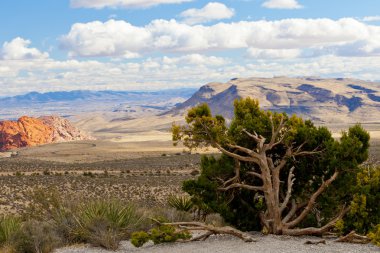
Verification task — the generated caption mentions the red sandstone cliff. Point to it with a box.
[0,116,93,151]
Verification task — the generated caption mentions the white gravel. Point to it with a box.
[55,234,379,253]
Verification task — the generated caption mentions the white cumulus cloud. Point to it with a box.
[262,0,302,9]
[0,37,49,60]
[180,2,235,25]
[60,18,380,59]
[362,16,380,22]
[70,0,193,9]
[247,48,301,59]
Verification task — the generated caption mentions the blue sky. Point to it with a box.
[0,0,379,96]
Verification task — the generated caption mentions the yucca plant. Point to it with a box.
[168,195,194,212]
[78,200,140,230]
[73,199,142,250]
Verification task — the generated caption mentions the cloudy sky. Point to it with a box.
[0,0,380,96]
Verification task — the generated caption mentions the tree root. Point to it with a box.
[335,231,371,244]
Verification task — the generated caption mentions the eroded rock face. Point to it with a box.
[0,116,93,151]
[39,116,94,142]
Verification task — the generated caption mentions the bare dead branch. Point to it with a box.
[275,146,293,171]
[282,199,297,223]
[190,231,214,241]
[286,171,339,228]
[226,144,261,161]
[219,183,263,192]
[222,158,241,187]
[242,129,266,151]
[280,166,295,214]
[242,129,262,143]
[335,231,371,244]
[247,171,263,180]
[292,143,322,157]
[265,115,286,150]
[283,206,349,236]
[213,142,259,163]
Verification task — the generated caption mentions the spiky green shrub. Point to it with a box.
[131,224,191,248]
[74,199,141,250]
[168,195,194,212]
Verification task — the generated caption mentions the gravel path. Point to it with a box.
[55,234,379,253]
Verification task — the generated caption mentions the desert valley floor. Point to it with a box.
[0,123,379,216]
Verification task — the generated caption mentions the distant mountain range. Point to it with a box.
[2,77,380,126]
[171,77,380,124]
[0,88,197,120]
[0,89,197,104]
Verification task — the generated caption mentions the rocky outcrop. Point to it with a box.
[39,116,93,143]
[0,116,93,151]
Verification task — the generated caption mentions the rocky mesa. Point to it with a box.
[172,77,380,124]
[0,115,93,151]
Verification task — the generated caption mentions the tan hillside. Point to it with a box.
[172,77,380,124]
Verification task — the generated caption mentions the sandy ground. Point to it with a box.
[55,234,379,253]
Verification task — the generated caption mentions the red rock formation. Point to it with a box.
[0,116,54,151]
[0,116,93,151]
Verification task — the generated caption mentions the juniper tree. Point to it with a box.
[172,98,370,235]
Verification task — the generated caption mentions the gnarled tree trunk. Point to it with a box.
[214,116,348,235]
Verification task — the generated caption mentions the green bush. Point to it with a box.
[131,224,191,248]
[130,231,150,248]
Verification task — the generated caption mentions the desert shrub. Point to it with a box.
[131,224,191,248]
[15,220,63,253]
[130,231,150,248]
[168,195,193,212]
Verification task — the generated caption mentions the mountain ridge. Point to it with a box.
[171,77,380,124]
